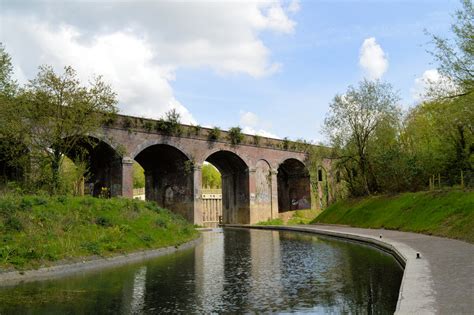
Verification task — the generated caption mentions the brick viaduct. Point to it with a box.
[73,114,333,225]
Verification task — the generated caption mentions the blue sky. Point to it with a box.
[0,0,460,142]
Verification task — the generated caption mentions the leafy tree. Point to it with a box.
[425,0,474,185]
[133,162,145,189]
[21,65,118,193]
[0,44,27,183]
[0,43,17,96]
[324,79,400,195]
[428,0,473,99]
[202,163,221,189]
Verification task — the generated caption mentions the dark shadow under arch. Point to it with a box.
[65,136,123,197]
[277,158,311,212]
[204,150,250,224]
[134,144,193,221]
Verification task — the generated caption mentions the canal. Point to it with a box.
[0,228,403,314]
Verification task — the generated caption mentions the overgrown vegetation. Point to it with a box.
[228,127,244,146]
[155,109,183,136]
[208,127,221,141]
[0,195,198,270]
[253,135,261,146]
[312,189,474,243]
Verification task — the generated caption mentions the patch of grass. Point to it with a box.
[256,218,284,226]
[0,195,198,270]
[287,209,322,225]
[311,189,474,243]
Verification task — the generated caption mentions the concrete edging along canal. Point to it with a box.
[0,236,202,287]
[226,224,474,315]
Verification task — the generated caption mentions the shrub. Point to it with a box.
[282,137,290,150]
[155,109,183,136]
[208,127,221,141]
[143,121,153,132]
[122,117,133,129]
[228,127,244,146]
[192,124,201,136]
[253,135,261,146]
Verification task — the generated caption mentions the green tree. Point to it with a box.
[324,79,400,195]
[428,0,473,99]
[133,162,145,189]
[202,163,221,189]
[21,65,118,193]
[425,0,474,185]
[0,44,27,184]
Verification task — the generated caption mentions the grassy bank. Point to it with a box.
[256,209,322,226]
[0,195,198,270]
[312,190,474,243]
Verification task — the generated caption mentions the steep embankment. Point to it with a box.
[0,195,198,270]
[312,190,474,243]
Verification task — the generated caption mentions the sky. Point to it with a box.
[0,0,460,143]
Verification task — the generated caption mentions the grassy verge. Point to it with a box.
[256,209,323,226]
[311,189,474,243]
[0,195,198,270]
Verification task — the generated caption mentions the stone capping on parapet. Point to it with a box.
[103,113,331,154]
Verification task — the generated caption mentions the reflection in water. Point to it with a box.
[0,229,403,314]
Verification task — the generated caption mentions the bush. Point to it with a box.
[122,117,133,129]
[155,109,182,136]
[253,135,261,146]
[228,127,244,146]
[208,127,221,141]
[143,121,153,132]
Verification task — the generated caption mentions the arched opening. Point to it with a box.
[65,136,123,197]
[134,144,193,221]
[204,151,249,224]
[277,158,311,212]
[201,162,222,227]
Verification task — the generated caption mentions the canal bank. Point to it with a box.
[227,224,474,314]
[0,236,202,287]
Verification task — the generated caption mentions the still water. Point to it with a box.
[0,228,403,314]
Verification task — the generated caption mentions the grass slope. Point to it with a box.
[0,195,198,270]
[312,190,474,243]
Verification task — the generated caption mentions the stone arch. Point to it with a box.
[277,158,311,212]
[64,135,123,197]
[131,139,193,162]
[197,146,251,169]
[134,143,194,221]
[203,150,250,224]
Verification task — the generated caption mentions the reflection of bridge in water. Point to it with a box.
[70,114,335,225]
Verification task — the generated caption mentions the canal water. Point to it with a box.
[0,228,403,314]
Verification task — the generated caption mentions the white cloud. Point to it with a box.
[411,69,457,102]
[242,126,279,139]
[240,111,259,127]
[239,111,279,138]
[359,37,388,80]
[288,0,301,13]
[0,1,298,122]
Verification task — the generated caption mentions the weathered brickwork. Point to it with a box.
[79,114,333,224]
